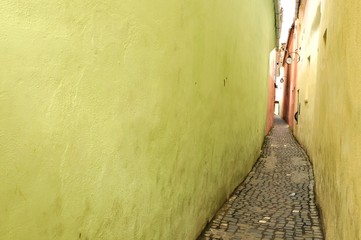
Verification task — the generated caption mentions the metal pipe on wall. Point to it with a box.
[274,0,282,47]
[295,0,301,19]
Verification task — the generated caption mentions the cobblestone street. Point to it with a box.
[198,116,324,240]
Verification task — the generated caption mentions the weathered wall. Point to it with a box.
[294,0,361,239]
[0,1,275,239]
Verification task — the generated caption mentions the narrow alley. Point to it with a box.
[1,0,361,239]
[199,117,323,240]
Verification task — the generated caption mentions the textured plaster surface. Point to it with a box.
[0,1,275,239]
[294,0,361,239]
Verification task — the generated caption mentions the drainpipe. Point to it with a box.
[274,0,282,47]
[295,0,301,19]
[273,0,282,82]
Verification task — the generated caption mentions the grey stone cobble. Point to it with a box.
[198,116,324,240]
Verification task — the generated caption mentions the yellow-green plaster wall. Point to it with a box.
[295,0,361,239]
[0,1,275,239]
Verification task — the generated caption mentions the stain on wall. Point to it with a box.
[0,1,275,239]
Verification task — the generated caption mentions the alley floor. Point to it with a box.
[198,116,324,240]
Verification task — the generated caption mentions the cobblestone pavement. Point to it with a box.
[198,116,324,240]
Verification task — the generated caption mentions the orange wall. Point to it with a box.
[265,50,276,134]
[281,26,299,129]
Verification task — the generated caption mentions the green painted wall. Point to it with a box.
[295,0,361,239]
[0,1,275,239]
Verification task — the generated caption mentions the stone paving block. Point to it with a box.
[198,117,324,240]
